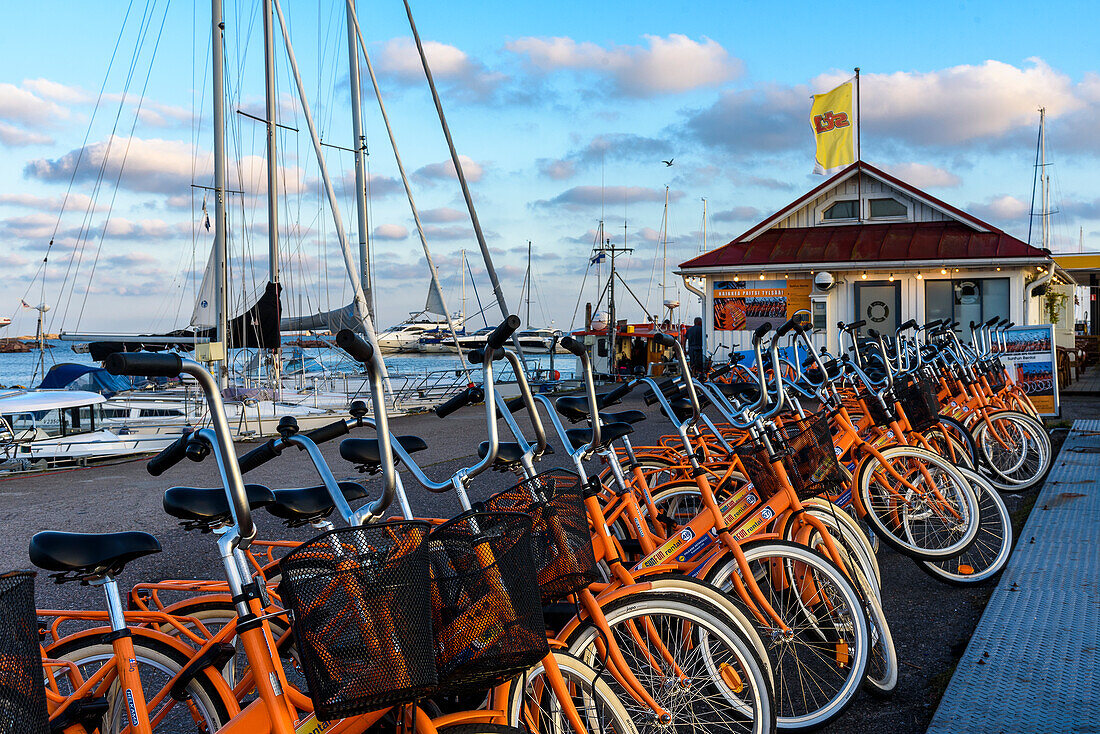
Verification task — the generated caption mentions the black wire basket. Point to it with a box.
[429,511,548,694]
[479,469,598,603]
[895,374,941,432]
[278,521,438,721]
[733,413,846,502]
[0,571,48,734]
[854,387,897,428]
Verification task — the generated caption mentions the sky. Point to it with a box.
[1,0,1098,337]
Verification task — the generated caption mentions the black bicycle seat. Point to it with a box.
[554,395,590,423]
[565,421,633,450]
[266,481,368,526]
[30,531,161,577]
[339,435,428,467]
[163,484,275,529]
[600,409,646,425]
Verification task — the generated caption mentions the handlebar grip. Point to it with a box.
[238,439,280,474]
[335,329,374,364]
[924,319,943,330]
[467,347,505,363]
[305,419,350,445]
[985,316,1000,327]
[105,352,183,378]
[997,318,1010,327]
[558,336,588,357]
[1005,321,1015,329]
[642,378,680,406]
[867,328,881,339]
[730,352,745,364]
[147,429,193,476]
[899,319,918,331]
[486,314,522,350]
[775,316,801,338]
[598,381,633,407]
[843,320,866,331]
[503,395,526,413]
[653,332,677,348]
[752,322,772,345]
[434,385,484,418]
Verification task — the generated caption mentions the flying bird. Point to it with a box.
[662,158,674,167]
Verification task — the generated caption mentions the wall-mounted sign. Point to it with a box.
[999,324,1058,417]
[713,278,812,331]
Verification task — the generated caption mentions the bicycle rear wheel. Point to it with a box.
[45,632,231,734]
[855,445,980,560]
[918,466,1013,586]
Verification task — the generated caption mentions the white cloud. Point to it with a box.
[375,37,506,101]
[419,207,466,223]
[25,136,304,196]
[0,82,69,127]
[414,154,485,183]
[537,159,576,180]
[970,194,1030,224]
[879,162,962,188]
[506,34,740,96]
[815,59,1083,146]
[373,223,409,240]
[23,78,90,105]
[534,185,683,210]
[0,122,52,146]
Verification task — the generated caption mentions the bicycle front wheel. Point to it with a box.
[566,591,775,734]
[702,540,871,730]
[856,445,980,560]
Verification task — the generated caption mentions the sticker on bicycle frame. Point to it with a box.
[297,715,336,734]
[634,483,757,569]
[733,506,773,540]
[125,690,139,727]
[676,534,715,563]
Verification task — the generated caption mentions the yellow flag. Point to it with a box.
[810,79,856,175]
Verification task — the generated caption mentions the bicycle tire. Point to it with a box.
[787,498,882,598]
[502,651,639,734]
[855,445,980,560]
[971,411,1051,491]
[46,631,232,734]
[701,539,871,730]
[565,590,775,734]
[918,466,1013,586]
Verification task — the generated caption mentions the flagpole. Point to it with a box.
[855,67,862,223]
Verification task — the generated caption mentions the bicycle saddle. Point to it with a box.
[565,421,633,450]
[163,484,275,529]
[600,409,646,425]
[266,481,368,526]
[30,530,161,578]
[339,435,428,467]
[554,395,592,423]
[717,382,760,400]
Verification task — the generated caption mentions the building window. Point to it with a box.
[868,197,907,219]
[925,277,1009,337]
[822,200,857,221]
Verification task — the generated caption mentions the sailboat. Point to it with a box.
[378,279,464,353]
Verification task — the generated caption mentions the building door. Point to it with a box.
[855,281,901,336]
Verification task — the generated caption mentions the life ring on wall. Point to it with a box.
[867,300,889,323]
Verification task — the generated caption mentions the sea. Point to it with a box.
[0,338,578,389]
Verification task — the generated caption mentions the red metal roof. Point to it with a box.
[680,221,1049,270]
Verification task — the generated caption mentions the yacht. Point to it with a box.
[0,389,176,471]
[377,314,464,353]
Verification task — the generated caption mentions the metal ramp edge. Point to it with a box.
[926,420,1100,733]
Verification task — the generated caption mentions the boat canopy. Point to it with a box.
[36,364,138,396]
[87,281,283,361]
[0,390,106,413]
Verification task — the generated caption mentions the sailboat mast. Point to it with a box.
[211,0,229,388]
[346,0,372,320]
[661,186,669,307]
[701,197,708,253]
[262,0,280,384]
[1039,107,1049,250]
[526,241,532,326]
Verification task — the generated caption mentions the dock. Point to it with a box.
[927,420,1100,733]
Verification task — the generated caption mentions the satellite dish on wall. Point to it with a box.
[814,271,836,292]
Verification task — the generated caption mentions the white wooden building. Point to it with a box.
[677,162,1072,353]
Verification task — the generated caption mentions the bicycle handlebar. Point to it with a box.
[600,380,633,406]
[751,322,772,345]
[334,329,374,364]
[147,429,194,476]
[467,347,505,363]
[558,335,588,357]
[487,314,522,350]
[434,384,484,418]
[774,315,801,339]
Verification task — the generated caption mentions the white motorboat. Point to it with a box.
[0,389,177,471]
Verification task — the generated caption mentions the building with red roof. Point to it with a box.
[677,161,1072,352]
